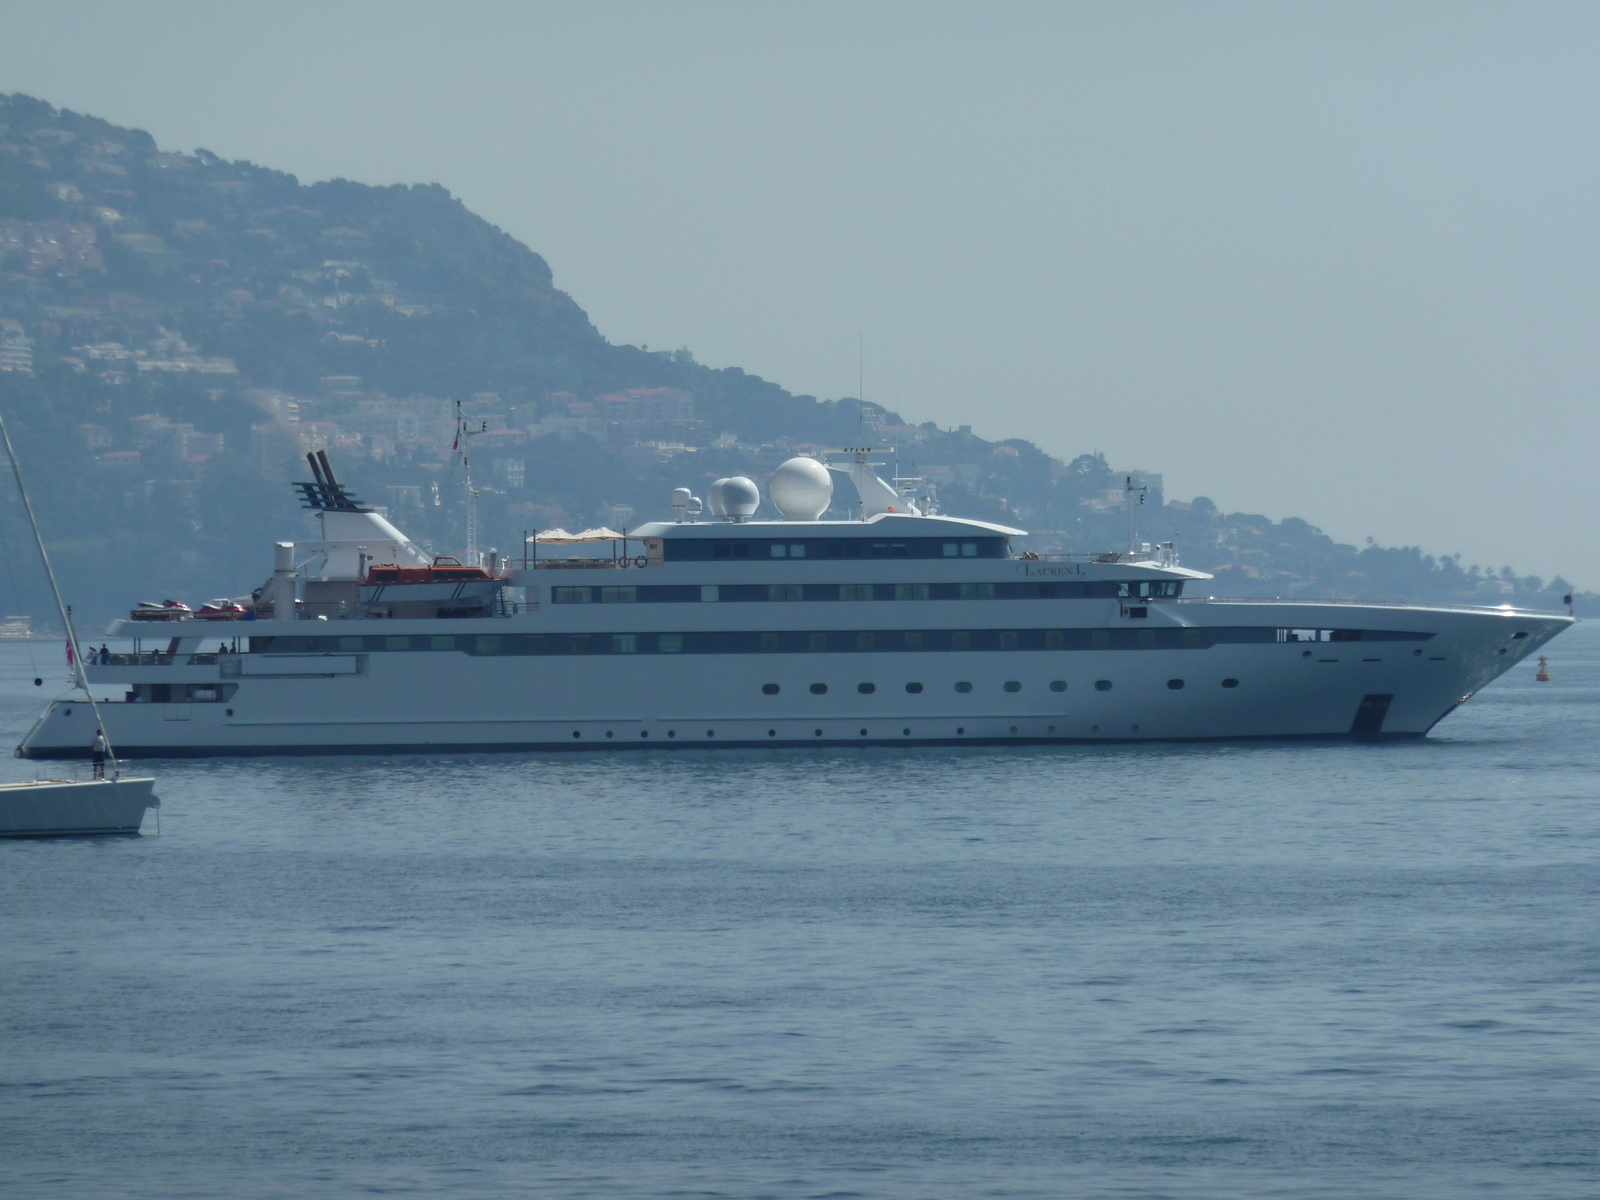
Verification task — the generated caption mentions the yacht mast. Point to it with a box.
[0,411,118,775]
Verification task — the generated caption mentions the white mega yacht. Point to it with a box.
[16,451,1571,757]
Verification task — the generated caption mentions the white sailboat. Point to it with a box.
[0,412,157,836]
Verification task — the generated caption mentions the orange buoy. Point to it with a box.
[1536,656,1551,682]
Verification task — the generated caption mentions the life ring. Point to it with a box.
[618,556,631,568]
[634,555,648,568]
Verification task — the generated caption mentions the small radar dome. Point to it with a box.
[770,457,833,521]
[706,478,731,519]
[721,476,760,522]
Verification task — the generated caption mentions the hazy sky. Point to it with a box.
[4,1,1599,584]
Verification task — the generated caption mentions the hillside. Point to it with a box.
[0,93,1579,629]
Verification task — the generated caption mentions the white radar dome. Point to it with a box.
[706,478,731,519]
[770,457,833,521]
[721,476,760,521]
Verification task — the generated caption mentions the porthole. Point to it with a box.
[1003,681,1021,693]
[858,682,876,694]
[1049,680,1066,692]
[1094,680,1112,692]
[1413,649,1423,657]
[668,730,676,738]
[1047,725,1055,733]
[572,731,580,738]
[33,678,42,686]
[1221,679,1239,689]
[1167,679,1185,690]
[706,729,715,736]
[1091,724,1100,732]
[955,681,973,693]
[1302,650,1312,658]
[957,726,965,735]
[814,729,822,737]
[768,729,776,737]
[605,730,614,738]
[810,682,828,695]
[905,682,923,694]
[859,728,868,736]
[1132,724,1139,732]
[1009,726,1018,734]
[902,728,911,735]
[640,730,649,738]
[762,683,780,695]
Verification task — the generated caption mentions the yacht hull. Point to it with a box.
[17,603,1570,757]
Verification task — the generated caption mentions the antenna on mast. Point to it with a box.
[453,400,488,566]
[1125,475,1148,558]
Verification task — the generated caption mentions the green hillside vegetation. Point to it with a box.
[0,93,1579,630]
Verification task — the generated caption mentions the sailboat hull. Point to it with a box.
[0,777,158,837]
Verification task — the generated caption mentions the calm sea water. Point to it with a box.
[2,625,1598,1199]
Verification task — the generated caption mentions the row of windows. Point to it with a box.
[760,677,1240,695]
[252,627,1429,656]
[664,537,1009,562]
[552,580,1185,604]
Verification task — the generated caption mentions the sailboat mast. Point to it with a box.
[0,411,117,774]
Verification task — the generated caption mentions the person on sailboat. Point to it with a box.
[91,730,107,780]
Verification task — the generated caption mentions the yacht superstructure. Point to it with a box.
[16,452,1572,757]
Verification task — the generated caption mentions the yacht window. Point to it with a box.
[959,583,995,601]
[891,544,909,558]
[658,634,683,653]
[961,543,977,557]
[1094,679,1112,691]
[905,682,924,693]
[789,544,806,558]
[858,682,875,694]
[943,543,958,557]
[569,635,591,654]
[430,636,455,651]
[1167,678,1184,690]
[954,681,973,693]
[1221,678,1239,688]
[903,631,923,650]
[895,583,931,601]
[809,632,828,652]
[1091,631,1111,649]
[553,587,591,604]
[1003,680,1021,692]
[810,682,828,694]
[951,632,971,650]
[762,683,780,695]
[1049,680,1067,692]
[600,586,637,603]
[385,636,409,651]
[733,544,749,558]
[771,545,787,557]
[1038,583,1057,598]
[846,543,863,558]
[714,544,730,558]
[476,636,501,655]
[1045,631,1064,649]
[761,633,781,651]
[612,635,636,654]
[700,585,719,602]
[998,632,1018,650]
[856,632,875,651]
[840,584,872,601]
[768,584,803,601]
[339,637,363,652]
